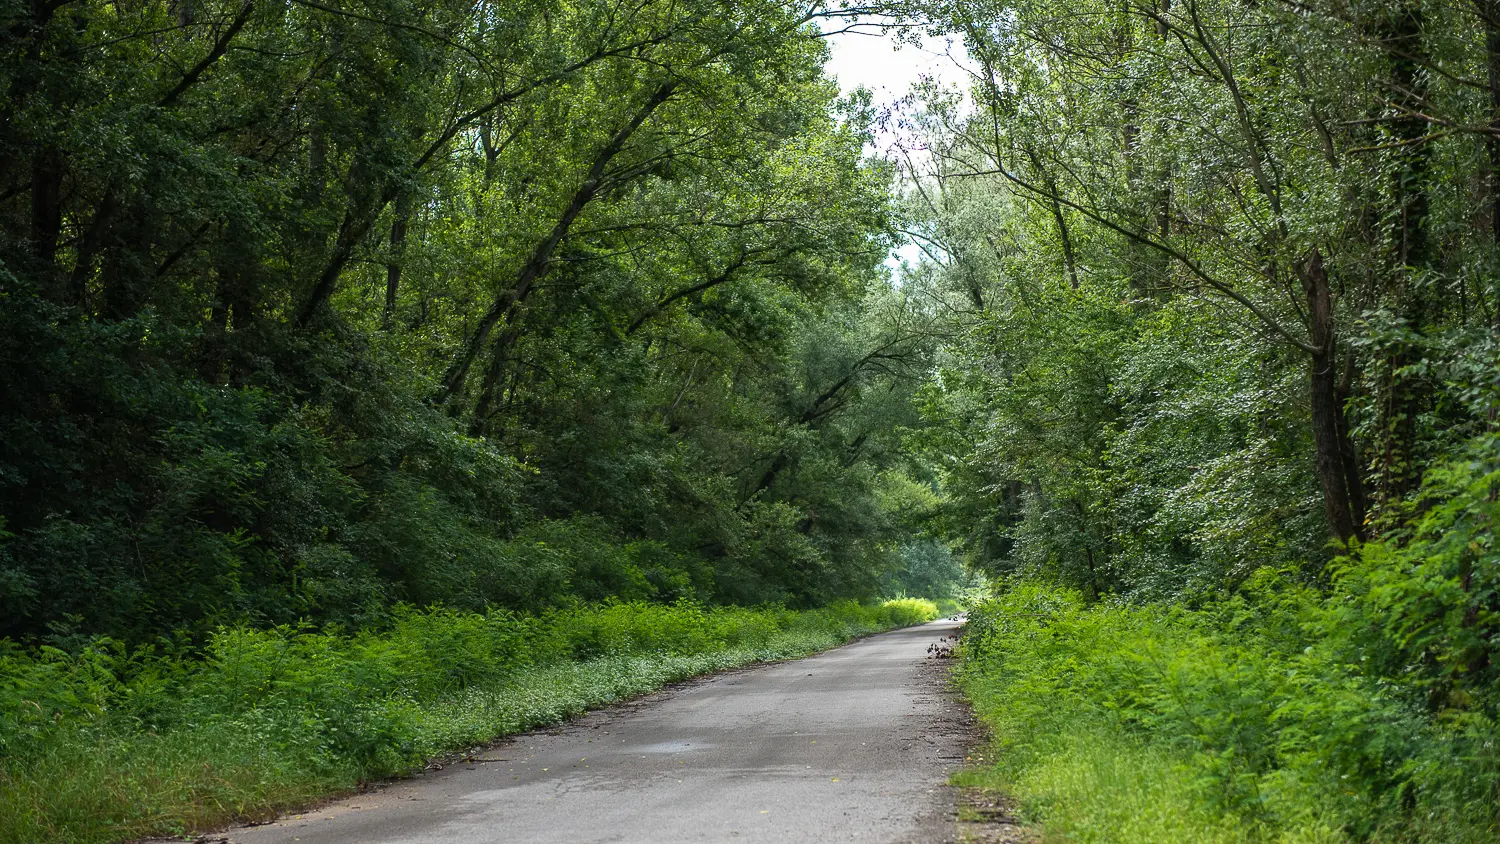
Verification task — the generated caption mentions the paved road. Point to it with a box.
[230,618,968,844]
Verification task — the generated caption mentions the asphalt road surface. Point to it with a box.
[229,618,969,844]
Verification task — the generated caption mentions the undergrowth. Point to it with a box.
[0,597,937,844]
[955,582,1499,843]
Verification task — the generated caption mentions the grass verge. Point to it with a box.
[1,597,938,844]
[954,583,1498,843]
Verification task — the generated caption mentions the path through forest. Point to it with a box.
[227,618,968,843]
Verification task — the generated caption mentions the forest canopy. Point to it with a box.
[0,0,953,642]
[897,0,1500,632]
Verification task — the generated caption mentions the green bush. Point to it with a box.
[957,582,1499,843]
[0,597,936,844]
[873,597,941,627]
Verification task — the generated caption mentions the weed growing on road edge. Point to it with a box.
[0,598,937,844]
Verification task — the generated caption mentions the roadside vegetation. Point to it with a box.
[897,0,1500,838]
[957,584,1496,843]
[0,598,937,844]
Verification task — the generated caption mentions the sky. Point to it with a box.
[822,23,972,150]
[820,24,973,273]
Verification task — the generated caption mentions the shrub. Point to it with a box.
[875,597,941,627]
[0,596,936,844]
[957,582,1500,842]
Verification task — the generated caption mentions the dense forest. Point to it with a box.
[909,0,1500,607]
[0,0,960,644]
[3,0,1500,839]
[901,0,1500,837]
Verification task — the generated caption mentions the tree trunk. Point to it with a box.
[1371,0,1432,509]
[384,192,410,327]
[29,148,63,271]
[1479,0,1500,329]
[1299,249,1364,544]
[294,181,395,327]
[1335,352,1369,531]
[1021,146,1080,288]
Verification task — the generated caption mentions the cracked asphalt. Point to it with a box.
[228,618,968,844]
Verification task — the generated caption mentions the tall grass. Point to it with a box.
[955,584,1498,843]
[0,597,937,844]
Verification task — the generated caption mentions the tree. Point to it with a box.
[0,0,926,638]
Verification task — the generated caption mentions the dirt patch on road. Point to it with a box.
[952,740,1034,844]
[957,786,1034,844]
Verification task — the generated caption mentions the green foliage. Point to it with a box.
[899,0,1500,606]
[0,0,939,643]
[916,283,1322,599]
[959,583,1499,842]
[871,597,942,626]
[884,538,965,599]
[0,6,957,839]
[1312,430,1500,744]
[0,598,936,844]
[892,0,1500,829]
